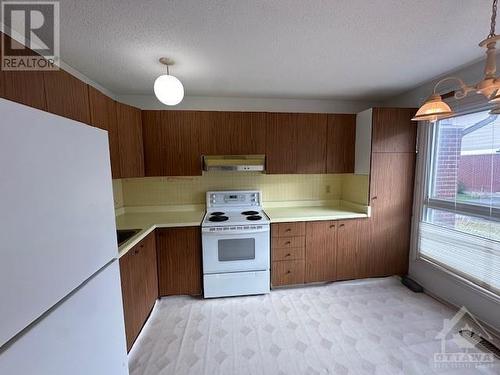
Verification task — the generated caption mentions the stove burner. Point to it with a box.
[241,210,259,216]
[246,215,262,221]
[210,212,225,216]
[209,215,229,222]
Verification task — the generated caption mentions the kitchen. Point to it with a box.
[1,1,500,374]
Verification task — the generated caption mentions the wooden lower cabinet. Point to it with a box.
[156,227,202,296]
[272,260,305,286]
[305,221,337,283]
[336,219,371,280]
[119,231,157,352]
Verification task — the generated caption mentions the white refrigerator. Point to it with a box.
[0,98,129,375]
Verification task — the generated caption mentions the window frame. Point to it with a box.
[424,110,500,224]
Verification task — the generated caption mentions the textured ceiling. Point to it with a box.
[58,0,492,100]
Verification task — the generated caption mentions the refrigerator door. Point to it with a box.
[0,261,128,375]
[0,99,118,346]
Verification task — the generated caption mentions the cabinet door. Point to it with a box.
[327,114,356,173]
[43,69,91,124]
[2,70,47,111]
[369,152,415,276]
[295,113,328,173]
[305,221,337,283]
[142,110,203,176]
[119,249,138,351]
[266,113,297,174]
[156,227,202,296]
[266,113,327,174]
[336,219,364,280]
[371,108,417,153]
[0,34,47,111]
[200,111,266,155]
[89,87,121,178]
[116,102,144,178]
[139,232,158,317]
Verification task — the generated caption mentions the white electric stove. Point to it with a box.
[201,190,270,298]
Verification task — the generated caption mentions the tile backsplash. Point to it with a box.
[117,173,369,208]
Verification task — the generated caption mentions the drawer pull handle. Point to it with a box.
[330,225,335,228]
[134,249,140,254]
[285,228,291,232]
[285,241,291,245]
[285,253,291,257]
[339,224,345,227]
[286,270,291,274]
[372,196,378,201]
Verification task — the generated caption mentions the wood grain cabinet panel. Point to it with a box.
[295,113,328,173]
[142,110,203,176]
[336,220,369,280]
[272,247,305,262]
[156,227,202,296]
[274,222,306,237]
[200,111,266,155]
[371,108,417,153]
[368,152,415,276]
[43,69,91,124]
[2,70,47,111]
[266,113,328,174]
[326,114,356,173]
[272,236,305,249]
[305,221,337,283]
[88,87,121,178]
[116,102,144,178]
[272,260,305,286]
[266,113,298,174]
[119,231,157,352]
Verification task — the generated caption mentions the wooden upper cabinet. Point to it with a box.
[88,87,121,178]
[295,113,328,174]
[371,107,417,153]
[2,70,47,111]
[266,113,327,174]
[266,113,297,174]
[200,111,266,155]
[142,110,203,176]
[0,34,46,110]
[305,221,337,283]
[116,102,144,178]
[43,69,91,124]
[326,114,356,173]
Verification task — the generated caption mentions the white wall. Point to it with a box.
[115,94,377,113]
[384,58,487,108]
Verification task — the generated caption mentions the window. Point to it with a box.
[419,110,500,294]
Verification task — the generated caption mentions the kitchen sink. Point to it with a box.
[117,229,141,246]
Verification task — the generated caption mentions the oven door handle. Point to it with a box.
[202,227,269,234]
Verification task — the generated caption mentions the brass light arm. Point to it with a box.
[432,76,475,100]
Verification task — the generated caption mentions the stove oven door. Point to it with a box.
[202,227,270,274]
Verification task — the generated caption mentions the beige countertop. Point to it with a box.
[115,201,369,257]
[264,205,368,223]
[116,208,205,258]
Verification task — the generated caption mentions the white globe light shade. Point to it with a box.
[154,74,184,105]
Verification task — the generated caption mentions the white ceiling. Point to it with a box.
[59,0,492,101]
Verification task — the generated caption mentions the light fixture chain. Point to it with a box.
[489,0,498,38]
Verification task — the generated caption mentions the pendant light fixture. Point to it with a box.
[154,57,184,106]
[412,0,500,122]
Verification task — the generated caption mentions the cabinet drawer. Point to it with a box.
[273,222,306,237]
[272,260,305,286]
[272,236,304,249]
[272,247,304,262]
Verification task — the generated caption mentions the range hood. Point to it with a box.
[203,155,265,172]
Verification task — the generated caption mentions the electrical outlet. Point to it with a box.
[325,185,331,194]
